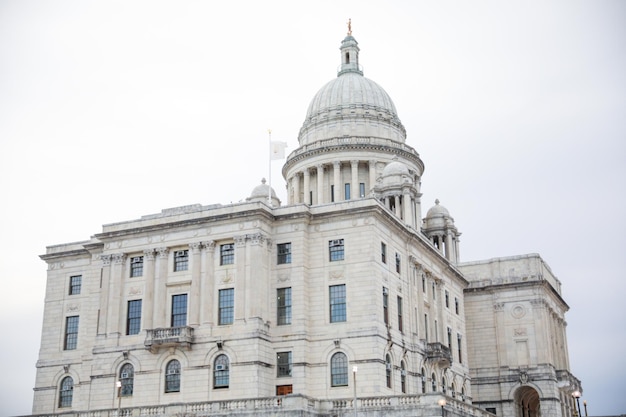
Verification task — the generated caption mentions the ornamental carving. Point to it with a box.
[100,255,112,266]
[329,270,344,280]
[511,305,526,319]
[157,247,169,258]
[494,302,505,312]
[205,240,216,251]
[67,304,80,313]
[519,371,530,384]
[514,327,527,336]
[129,287,142,296]
[220,271,234,284]
[143,249,156,260]
[248,233,266,246]
[189,242,202,253]
[112,253,126,264]
[235,235,247,247]
[277,273,290,282]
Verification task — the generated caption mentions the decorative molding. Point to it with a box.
[220,271,234,284]
[248,233,266,246]
[143,248,156,260]
[513,327,527,336]
[494,302,505,312]
[129,287,143,296]
[189,241,202,253]
[112,253,126,264]
[100,255,112,266]
[235,235,247,247]
[277,273,290,282]
[519,371,530,384]
[329,270,344,280]
[63,364,70,374]
[157,247,169,258]
[511,305,526,319]
[67,304,80,313]
[205,240,216,251]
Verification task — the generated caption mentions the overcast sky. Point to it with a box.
[1,1,625,416]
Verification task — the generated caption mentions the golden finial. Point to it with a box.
[347,18,352,36]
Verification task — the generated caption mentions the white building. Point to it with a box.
[32,29,581,417]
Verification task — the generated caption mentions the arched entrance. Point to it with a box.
[515,386,541,417]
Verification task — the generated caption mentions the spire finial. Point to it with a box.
[347,18,352,36]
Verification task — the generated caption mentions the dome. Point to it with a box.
[297,34,407,146]
[426,199,451,218]
[382,160,410,177]
[246,178,281,207]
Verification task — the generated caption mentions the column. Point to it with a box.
[316,164,324,205]
[154,247,169,328]
[235,235,247,322]
[333,161,341,202]
[97,255,112,335]
[444,232,452,260]
[143,249,156,330]
[350,160,359,199]
[303,169,310,205]
[202,241,216,325]
[109,253,126,335]
[393,195,401,217]
[403,189,413,227]
[189,242,202,327]
[292,174,300,204]
[368,160,377,194]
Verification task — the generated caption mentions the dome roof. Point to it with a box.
[426,199,450,218]
[382,160,410,177]
[246,178,281,206]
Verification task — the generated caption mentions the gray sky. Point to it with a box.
[1,1,625,415]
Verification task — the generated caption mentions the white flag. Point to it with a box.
[270,141,287,160]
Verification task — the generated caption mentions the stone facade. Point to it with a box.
[32,31,580,417]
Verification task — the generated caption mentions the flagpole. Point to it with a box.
[268,129,272,206]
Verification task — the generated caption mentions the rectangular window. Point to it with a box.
[219,288,235,325]
[381,242,387,263]
[359,182,365,198]
[344,183,351,200]
[397,296,403,332]
[220,244,234,265]
[64,316,79,350]
[277,243,292,264]
[171,294,187,327]
[329,239,344,262]
[422,275,426,293]
[130,256,143,277]
[329,284,346,323]
[277,287,292,325]
[127,300,142,335]
[174,250,189,272]
[424,314,429,341]
[445,290,450,308]
[434,319,439,342]
[331,185,335,202]
[277,351,292,377]
[395,253,401,273]
[447,327,452,350]
[432,282,436,300]
[457,333,463,363]
[309,191,313,205]
[455,297,460,315]
[69,275,81,295]
[383,287,389,326]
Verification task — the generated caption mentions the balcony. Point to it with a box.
[425,342,452,366]
[145,326,193,352]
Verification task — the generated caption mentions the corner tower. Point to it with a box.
[282,27,425,228]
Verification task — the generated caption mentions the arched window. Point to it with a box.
[442,376,447,394]
[214,354,230,389]
[431,373,437,392]
[400,361,407,393]
[451,382,456,398]
[120,363,134,396]
[461,386,466,401]
[58,376,73,408]
[165,360,180,393]
[420,368,426,393]
[330,352,348,387]
[385,354,392,388]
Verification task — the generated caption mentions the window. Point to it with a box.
[214,354,229,388]
[445,290,450,308]
[171,294,187,327]
[400,361,407,393]
[329,284,346,323]
[58,376,73,408]
[277,385,293,395]
[344,183,351,200]
[457,333,463,363]
[395,253,401,273]
[329,239,344,262]
[431,373,437,392]
[309,191,313,205]
[381,242,387,263]
[69,275,81,295]
[126,300,142,335]
[383,287,389,326]
[64,316,79,350]
[397,296,403,332]
[455,297,460,315]
[420,368,426,393]
[359,182,365,198]
[165,360,180,393]
[277,287,292,325]
[277,243,292,264]
[120,363,134,396]
[277,351,292,377]
[432,282,436,300]
[174,250,189,272]
[486,408,497,414]
[130,256,143,277]
[330,352,348,386]
[385,354,392,388]
[220,243,234,265]
[424,314,429,341]
[442,377,447,394]
[422,275,426,292]
[447,327,452,350]
[331,185,335,202]
[219,288,234,325]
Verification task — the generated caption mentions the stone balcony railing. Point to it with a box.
[144,326,193,352]
[28,393,497,417]
[425,342,453,366]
